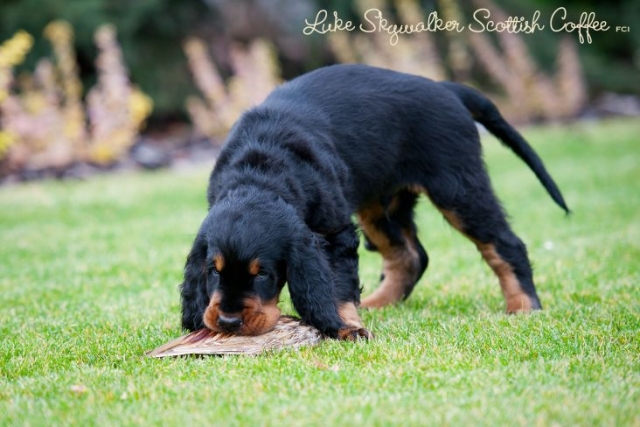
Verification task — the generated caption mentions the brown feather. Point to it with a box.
[147,316,323,357]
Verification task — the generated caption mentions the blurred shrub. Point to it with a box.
[322,0,639,99]
[86,25,153,164]
[328,0,587,123]
[0,0,215,117]
[499,0,640,96]
[1,0,636,120]
[0,22,152,176]
[184,38,281,140]
[468,0,586,122]
[0,30,33,158]
[330,0,446,80]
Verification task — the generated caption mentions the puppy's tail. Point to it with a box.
[440,81,570,214]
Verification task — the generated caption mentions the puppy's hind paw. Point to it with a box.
[337,327,373,341]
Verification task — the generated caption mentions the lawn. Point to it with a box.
[1,118,638,426]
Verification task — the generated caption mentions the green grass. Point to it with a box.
[1,118,639,426]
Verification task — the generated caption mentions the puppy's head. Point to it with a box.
[198,195,292,335]
[202,251,285,336]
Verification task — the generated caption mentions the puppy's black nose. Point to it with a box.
[217,314,242,332]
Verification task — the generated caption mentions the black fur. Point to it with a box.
[179,64,568,338]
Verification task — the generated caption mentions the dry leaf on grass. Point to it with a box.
[147,316,324,357]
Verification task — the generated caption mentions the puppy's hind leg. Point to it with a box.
[358,190,429,308]
[426,171,542,313]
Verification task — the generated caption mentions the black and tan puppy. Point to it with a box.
[179,64,568,340]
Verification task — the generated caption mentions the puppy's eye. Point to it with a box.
[208,265,219,275]
[256,270,269,278]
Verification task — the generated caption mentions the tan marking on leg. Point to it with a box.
[338,302,364,328]
[476,243,533,313]
[438,208,466,232]
[337,302,372,340]
[362,248,421,308]
[435,208,534,313]
[358,201,422,308]
[403,228,420,264]
[357,199,386,225]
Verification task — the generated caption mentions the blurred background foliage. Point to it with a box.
[0,0,638,177]
[2,0,638,116]
[489,0,640,94]
[0,0,213,118]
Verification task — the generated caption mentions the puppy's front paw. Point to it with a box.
[337,327,373,341]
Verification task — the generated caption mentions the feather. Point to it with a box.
[147,316,323,357]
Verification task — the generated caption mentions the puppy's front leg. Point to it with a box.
[325,224,373,340]
[287,228,371,340]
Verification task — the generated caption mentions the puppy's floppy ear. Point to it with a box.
[179,235,209,331]
[286,225,344,337]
